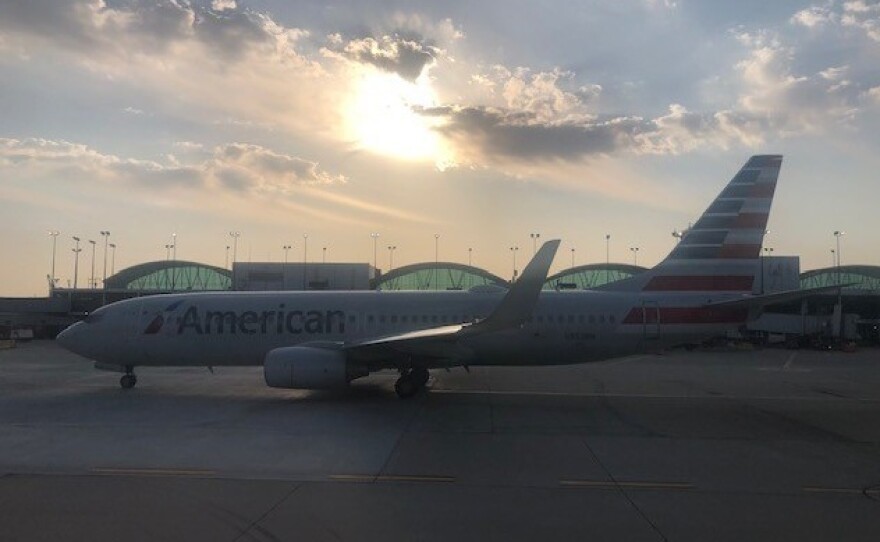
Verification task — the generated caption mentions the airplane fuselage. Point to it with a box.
[66,288,745,370]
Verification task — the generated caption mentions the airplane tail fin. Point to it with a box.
[601,155,783,293]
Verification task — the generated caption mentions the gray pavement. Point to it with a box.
[1,341,879,541]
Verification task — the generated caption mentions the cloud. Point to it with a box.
[792,1,880,41]
[211,143,346,190]
[0,138,344,192]
[0,0,332,135]
[791,6,836,28]
[732,31,872,132]
[324,34,438,81]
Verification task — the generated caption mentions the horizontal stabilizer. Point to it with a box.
[703,284,849,310]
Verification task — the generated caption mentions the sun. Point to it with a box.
[346,71,451,164]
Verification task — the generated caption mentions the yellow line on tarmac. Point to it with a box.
[561,480,694,490]
[92,468,216,478]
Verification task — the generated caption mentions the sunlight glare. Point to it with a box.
[347,71,451,164]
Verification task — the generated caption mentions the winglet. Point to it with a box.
[470,239,560,332]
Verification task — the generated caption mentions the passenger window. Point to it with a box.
[348,315,356,324]
[401,315,408,323]
[589,315,595,324]
[367,315,374,323]
[422,315,428,323]
[431,315,438,323]
[567,315,574,324]
[391,315,398,323]
[599,315,606,324]
[379,315,386,323]
[441,315,448,323]
[578,315,585,324]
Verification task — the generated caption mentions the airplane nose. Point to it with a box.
[56,322,86,356]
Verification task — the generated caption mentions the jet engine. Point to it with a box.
[263,346,364,389]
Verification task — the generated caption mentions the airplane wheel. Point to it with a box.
[120,374,137,389]
[411,367,429,387]
[394,374,418,399]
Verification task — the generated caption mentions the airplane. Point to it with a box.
[58,155,820,398]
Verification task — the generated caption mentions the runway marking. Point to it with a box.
[782,352,797,370]
[329,474,455,484]
[431,389,874,402]
[91,468,216,478]
[802,486,876,495]
[560,480,694,491]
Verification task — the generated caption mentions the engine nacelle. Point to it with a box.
[263,346,356,389]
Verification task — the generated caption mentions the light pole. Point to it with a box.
[468,248,472,267]
[229,231,240,266]
[387,245,396,271]
[630,246,639,266]
[571,247,575,268]
[434,234,440,290]
[761,247,774,294]
[830,249,836,268]
[370,233,379,270]
[171,233,177,261]
[530,233,540,256]
[302,233,308,290]
[283,245,291,263]
[510,246,519,281]
[88,240,97,288]
[72,236,81,289]
[605,234,611,265]
[834,230,845,283]
[833,230,846,341]
[48,230,59,289]
[109,243,116,275]
[323,247,327,264]
[100,231,110,285]
[165,244,173,260]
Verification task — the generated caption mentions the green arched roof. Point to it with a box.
[800,265,880,291]
[104,260,232,291]
[375,262,509,291]
[544,263,648,290]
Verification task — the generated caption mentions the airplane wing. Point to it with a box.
[343,240,561,364]
[703,284,849,310]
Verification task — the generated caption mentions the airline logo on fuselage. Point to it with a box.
[173,305,345,335]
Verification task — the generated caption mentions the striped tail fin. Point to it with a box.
[603,155,783,293]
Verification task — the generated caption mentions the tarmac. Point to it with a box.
[1,341,879,541]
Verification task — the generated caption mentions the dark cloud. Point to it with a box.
[338,35,437,81]
[422,106,648,160]
[0,0,119,49]
[421,103,772,161]
[0,0,273,59]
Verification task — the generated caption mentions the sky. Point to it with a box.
[1,0,879,296]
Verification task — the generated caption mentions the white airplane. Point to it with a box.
[58,155,819,398]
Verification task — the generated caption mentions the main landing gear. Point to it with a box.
[394,367,430,399]
[120,366,137,389]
